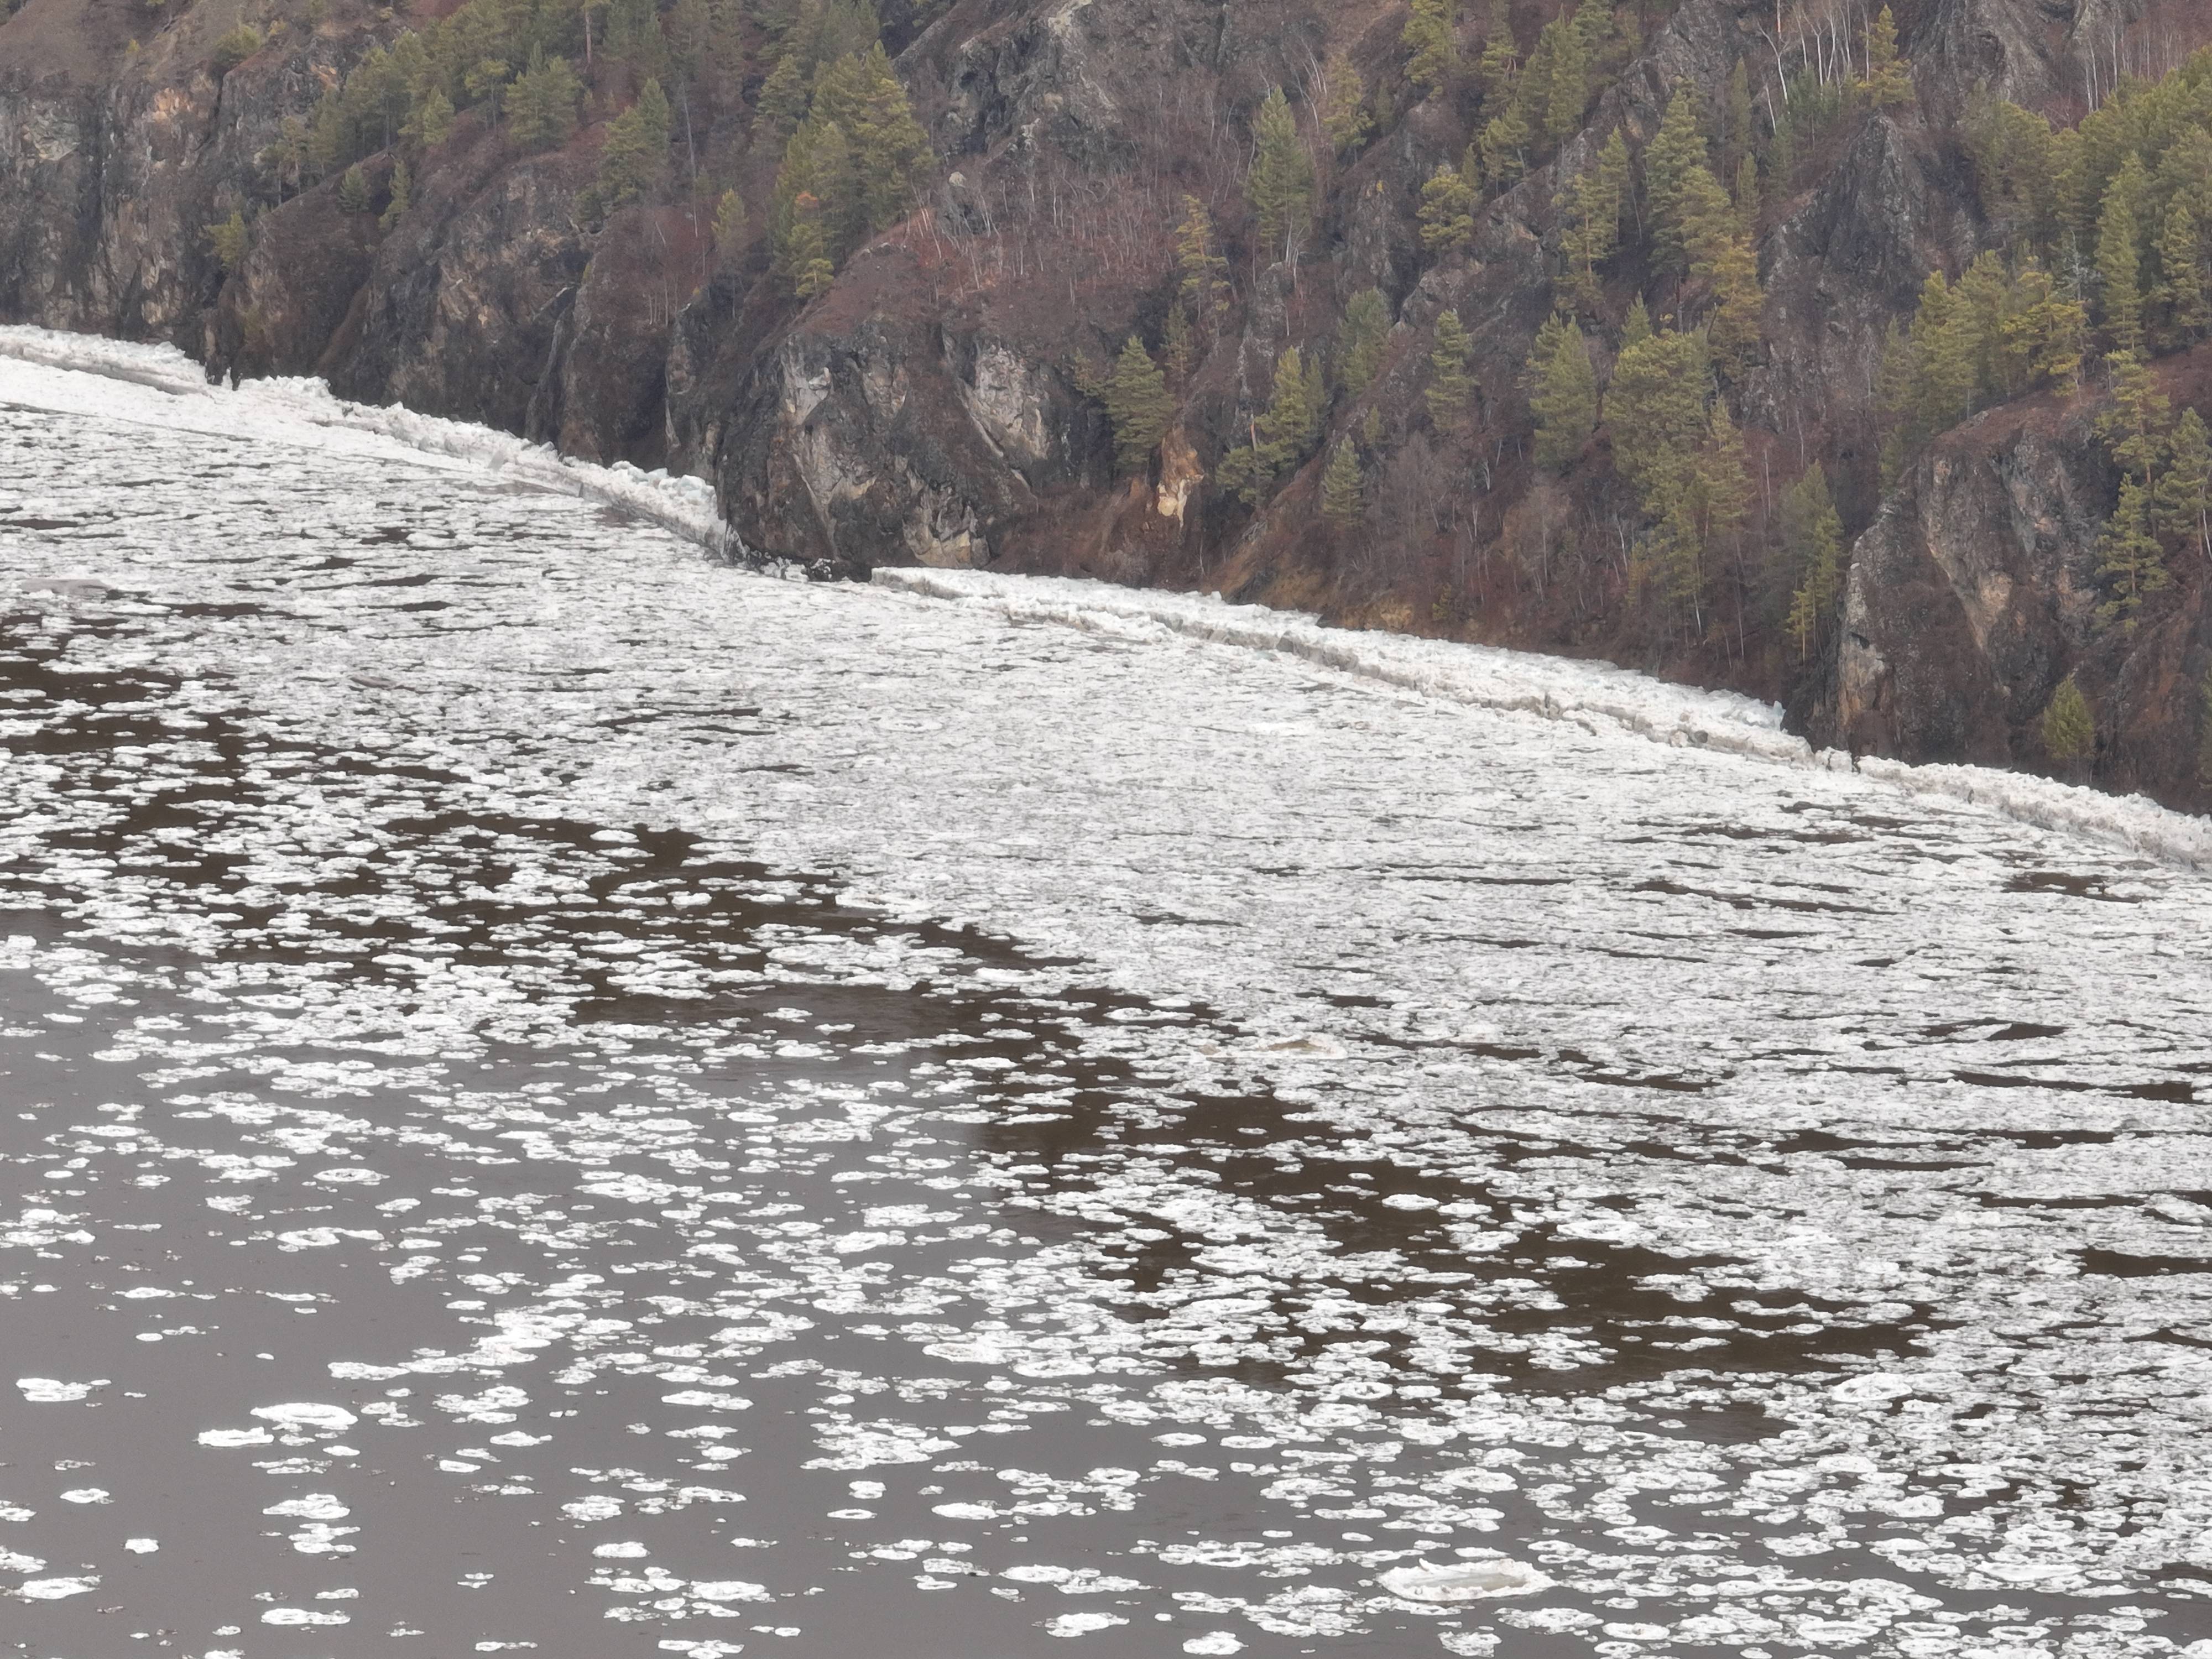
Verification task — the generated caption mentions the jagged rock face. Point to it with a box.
[1833,347,2212,796]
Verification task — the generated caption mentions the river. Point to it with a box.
[3,342,2211,1658]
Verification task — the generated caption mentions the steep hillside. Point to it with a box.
[6,0,2212,810]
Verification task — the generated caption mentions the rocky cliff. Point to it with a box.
[6,0,2212,811]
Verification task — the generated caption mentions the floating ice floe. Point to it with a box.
[1183,1636,1244,1656]
[1044,1611,1128,1637]
[14,1378,102,1402]
[19,1576,97,1599]
[1378,1559,1553,1603]
[252,1402,357,1434]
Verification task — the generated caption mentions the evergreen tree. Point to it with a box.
[1559,127,1629,312]
[2157,196,2208,345]
[1475,0,1516,98]
[770,115,849,294]
[1426,309,1475,436]
[1859,6,1911,109]
[2039,675,2094,763]
[205,209,249,273]
[337,164,371,213]
[1404,0,1459,96]
[842,44,932,235]
[752,51,810,154]
[1780,463,1844,654]
[1645,83,1710,276]
[2096,153,2149,356]
[2097,351,2172,484]
[599,78,673,208]
[1248,88,1316,257]
[1338,288,1391,398]
[380,159,411,231]
[1418,162,1477,253]
[1321,441,1364,526]
[1176,196,1232,330]
[1702,218,1764,382]
[1322,55,1371,156]
[2098,472,2169,630]
[1542,15,1587,144]
[2154,406,2212,561]
[404,85,455,150]
[1164,303,1194,384]
[1605,325,1708,499]
[1104,336,1172,473]
[713,185,747,252]
[506,50,581,153]
[1217,347,1327,502]
[1527,311,1596,472]
[1620,293,1652,348]
[1478,97,1532,187]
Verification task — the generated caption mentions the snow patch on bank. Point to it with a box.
[875,567,2212,870]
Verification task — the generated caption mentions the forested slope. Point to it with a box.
[6,0,2212,808]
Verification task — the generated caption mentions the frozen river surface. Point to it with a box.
[3,342,2212,1659]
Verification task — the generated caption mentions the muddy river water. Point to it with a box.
[3,354,2212,1659]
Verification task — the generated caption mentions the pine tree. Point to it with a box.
[506,50,581,153]
[2154,406,2212,561]
[752,51,810,155]
[1163,303,1194,384]
[1558,128,1629,312]
[843,44,931,235]
[2157,196,2208,345]
[337,164,371,213]
[404,85,455,150]
[1780,463,1844,654]
[713,186,747,252]
[1338,288,1390,398]
[1418,162,1477,253]
[599,78,673,209]
[1404,0,1459,96]
[770,116,851,294]
[1217,347,1327,502]
[380,159,411,230]
[1478,97,1532,187]
[1620,293,1652,348]
[1542,15,1587,144]
[2039,675,2094,762]
[1175,196,1232,330]
[1645,82,1710,277]
[2096,153,2149,356]
[1527,311,1596,471]
[1475,0,1516,98]
[1248,88,1316,257]
[2097,351,2172,484]
[1605,325,1709,499]
[1703,222,1764,382]
[1322,55,1371,156]
[1426,309,1475,436]
[1104,336,1172,473]
[205,209,249,273]
[1859,6,1911,109]
[1321,441,1363,526]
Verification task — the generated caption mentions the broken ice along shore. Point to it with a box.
[4,321,2208,873]
[2,328,2212,1658]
